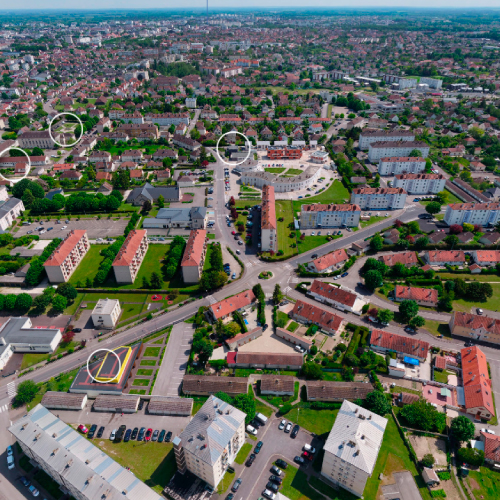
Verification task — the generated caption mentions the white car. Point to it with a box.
[61,225,67,229]
[262,490,276,500]
[481,428,496,435]
[29,485,39,497]
[110,429,117,441]
[39,230,46,235]
[246,425,257,436]
[279,419,286,430]
[285,422,292,433]
[303,444,316,453]
[7,445,13,456]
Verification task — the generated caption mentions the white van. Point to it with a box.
[246,425,257,435]
[255,413,268,425]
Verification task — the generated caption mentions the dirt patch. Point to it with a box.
[468,478,480,491]
[408,435,448,466]
[438,476,462,500]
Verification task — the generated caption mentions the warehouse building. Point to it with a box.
[148,397,193,416]
[41,392,87,411]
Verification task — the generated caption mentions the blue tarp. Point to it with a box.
[404,356,420,366]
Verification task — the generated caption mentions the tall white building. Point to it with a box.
[444,203,500,226]
[173,396,246,489]
[112,230,149,284]
[261,185,277,252]
[378,157,426,176]
[321,400,388,497]
[300,203,361,228]
[392,174,446,194]
[368,141,430,164]
[91,299,122,329]
[351,187,407,210]
[359,130,415,150]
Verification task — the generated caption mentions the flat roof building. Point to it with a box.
[91,298,121,330]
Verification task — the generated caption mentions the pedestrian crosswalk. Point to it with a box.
[206,295,217,305]
[0,404,9,413]
[7,381,16,399]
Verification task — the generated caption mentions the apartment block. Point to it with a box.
[300,203,361,229]
[112,229,149,284]
[261,185,277,252]
[392,174,446,194]
[91,298,122,329]
[350,187,407,210]
[173,396,246,489]
[17,131,60,149]
[321,401,388,497]
[44,230,90,283]
[359,129,415,150]
[145,112,190,126]
[368,141,430,163]
[181,229,207,284]
[444,203,500,226]
[266,146,302,159]
[378,157,426,176]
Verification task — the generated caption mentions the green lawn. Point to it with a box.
[437,273,500,282]
[467,466,500,499]
[129,389,146,394]
[27,368,79,411]
[203,244,214,272]
[360,216,386,228]
[132,378,150,386]
[285,168,304,176]
[119,303,145,322]
[140,360,157,366]
[144,347,161,357]
[69,245,109,285]
[234,442,252,465]
[453,282,500,311]
[21,341,78,370]
[287,321,299,332]
[217,469,236,495]
[292,180,350,213]
[137,369,154,376]
[93,439,175,493]
[433,369,451,383]
[63,294,84,315]
[265,167,286,174]
[235,199,261,209]
[297,234,340,254]
[274,200,298,259]
[363,415,431,500]
[284,406,339,437]
[423,320,451,338]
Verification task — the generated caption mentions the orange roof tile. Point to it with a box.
[210,290,256,320]
[261,185,276,231]
[370,329,429,359]
[395,285,438,304]
[43,230,87,267]
[112,230,147,267]
[181,230,207,267]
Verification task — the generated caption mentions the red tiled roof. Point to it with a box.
[381,251,418,267]
[310,280,357,307]
[210,290,256,320]
[291,299,344,332]
[451,312,500,336]
[461,346,495,416]
[426,250,466,263]
[395,285,438,305]
[312,249,348,271]
[301,203,360,213]
[261,185,276,230]
[434,356,446,369]
[112,230,147,267]
[230,351,303,366]
[181,230,207,267]
[44,230,87,267]
[474,250,500,263]
[370,329,430,359]
[482,432,500,462]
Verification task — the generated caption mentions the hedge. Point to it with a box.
[370,370,384,392]
[257,300,266,325]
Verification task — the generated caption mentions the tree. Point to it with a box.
[409,315,426,329]
[370,235,383,252]
[224,322,240,338]
[310,345,318,355]
[157,195,165,208]
[193,338,213,365]
[363,258,387,274]
[56,282,78,300]
[51,295,67,312]
[437,190,449,204]
[21,188,35,209]
[62,331,75,345]
[302,361,324,380]
[150,272,163,289]
[409,148,423,157]
[5,294,16,310]
[364,270,383,290]
[365,390,391,416]
[450,416,475,443]
[400,398,446,433]
[415,236,429,250]
[449,224,463,235]
[399,300,419,323]
[252,283,265,302]
[425,201,442,216]
[15,380,39,406]
[444,234,459,247]
[15,293,32,311]
[377,309,394,324]
[422,454,435,468]
[273,284,283,305]
[142,200,152,212]
[232,393,256,424]
[142,276,150,289]
[457,447,484,467]
[463,222,474,233]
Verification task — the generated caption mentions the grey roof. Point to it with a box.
[323,400,387,474]
[9,405,162,500]
[45,188,64,200]
[143,206,206,225]
[0,197,23,219]
[127,182,179,203]
[179,395,245,467]
[0,317,61,358]
[148,397,193,415]
[41,392,86,410]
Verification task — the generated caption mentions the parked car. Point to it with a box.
[166,431,172,442]
[276,459,288,469]
[28,485,39,497]
[279,419,286,430]
[270,465,282,476]
[152,430,159,442]
[302,451,314,461]
[159,430,166,442]
[266,482,279,493]
[285,422,292,433]
[20,476,31,487]
[246,454,256,466]
[477,308,484,315]
[246,425,257,435]
[131,427,138,440]
[124,429,132,442]
[481,428,496,435]
[270,475,282,485]
[7,455,15,470]
[73,328,82,333]
[138,427,146,441]
[88,424,97,439]
[255,441,263,454]
[110,429,117,441]
[294,456,305,464]
[7,446,13,457]
[262,490,276,500]
[78,424,88,434]
[311,254,318,259]
[232,478,242,492]
[145,428,153,441]
[303,444,316,453]
[97,426,105,438]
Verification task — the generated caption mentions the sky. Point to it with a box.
[7,2,500,10]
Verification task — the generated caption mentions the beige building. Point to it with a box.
[181,229,207,284]
[43,230,90,283]
[18,130,60,149]
[261,185,277,252]
[449,311,500,345]
[322,400,388,497]
[173,395,246,489]
[300,203,361,229]
[112,230,148,284]
[91,298,122,330]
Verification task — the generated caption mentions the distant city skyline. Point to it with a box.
[5,2,500,10]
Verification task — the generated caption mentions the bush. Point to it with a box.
[422,453,435,468]
[437,472,451,481]
[431,490,446,498]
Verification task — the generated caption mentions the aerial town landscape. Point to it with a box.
[2,6,500,500]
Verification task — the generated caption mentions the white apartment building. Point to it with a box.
[378,157,426,176]
[181,229,207,284]
[261,185,277,252]
[322,400,388,497]
[112,229,149,284]
[350,187,407,210]
[145,113,190,126]
[368,141,430,164]
[0,197,25,233]
[91,298,122,330]
[300,203,361,228]
[444,203,500,227]
[392,174,446,194]
[44,230,90,283]
[173,396,246,489]
[359,130,415,150]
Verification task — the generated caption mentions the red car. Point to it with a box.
[302,451,313,461]
[232,231,236,235]
[145,428,153,441]
[78,424,88,434]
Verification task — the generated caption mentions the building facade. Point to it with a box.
[0,197,25,233]
[368,141,430,163]
[444,203,500,226]
[261,185,277,252]
[359,130,415,150]
[378,157,426,176]
[43,230,90,283]
[91,298,122,329]
[181,229,207,284]
[241,166,321,193]
[300,203,361,229]
[449,311,500,345]
[18,131,59,149]
[392,174,446,194]
[112,230,148,284]
[350,187,407,210]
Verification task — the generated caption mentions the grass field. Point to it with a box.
[93,439,175,493]
[132,378,150,386]
[285,168,304,176]
[21,341,78,370]
[360,216,386,228]
[217,469,236,495]
[423,320,451,338]
[140,360,157,366]
[265,167,286,174]
[27,368,79,411]
[235,199,261,209]
[434,369,452,383]
[292,180,350,213]
[363,416,431,500]
[437,273,500,282]
[137,369,154,376]
[234,442,252,465]
[287,321,299,332]
[453,282,500,312]
[274,200,298,259]
[129,389,147,394]
[297,234,335,254]
[467,466,500,499]
[69,245,109,285]
[144,347,161,357]
[284,406,339,437]
[119,303,145,322]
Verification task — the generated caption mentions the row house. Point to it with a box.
[444,202,500,227]
[308,280,366,314]
[350,187,407,210]
[115,123,159,139]
[122,111,144,124]
[452,178,490,203]
[370,329,429,362]
[392,174,446,194]
[145,113,190,126]
[290,300,345,335]
[423,250,466,267]
[394,285,438,307]
[181,229,207,285]
[206,290,256,323]
[472,250,500,267]
[449,311,500,345]
[307,249,349,274]
[380,251,418,268]
[359,129,415,150]
[172,134,201,152]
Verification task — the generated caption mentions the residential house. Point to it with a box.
[370,329,429,362]
[307,280,366,314]
[394,285,438,307]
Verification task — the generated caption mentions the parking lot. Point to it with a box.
[15,218,130,239]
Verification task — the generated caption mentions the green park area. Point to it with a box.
[292,180,350,213]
